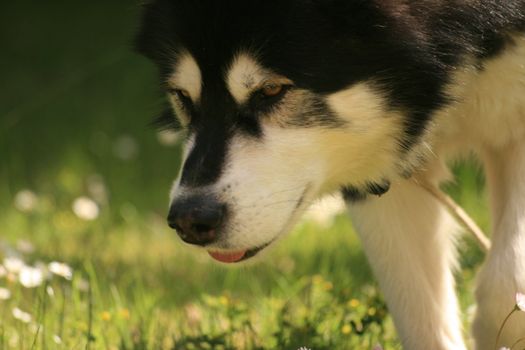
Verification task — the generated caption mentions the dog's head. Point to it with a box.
[136,0,449,263]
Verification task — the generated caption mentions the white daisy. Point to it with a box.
[0,287,11,300]
[53,335,62,344]
[516,292,525,312]
[72,197,99,221]
[12,308,32,323]
[13,190,38,213]
[48,262,73,280]
[4,257,25,274]
[19,266,44,288]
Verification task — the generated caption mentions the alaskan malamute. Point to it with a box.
[135,1,525,348]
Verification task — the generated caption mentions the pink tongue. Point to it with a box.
[208,250,247,263]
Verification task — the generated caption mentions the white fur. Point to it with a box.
[226,52,294,104]
[346,36,525,349]
[200,81,405,250]
[169,51,202,102]
[473,143,525,350]
[226,53,267,104]
[348,174,466,349]
[441,38,525,349]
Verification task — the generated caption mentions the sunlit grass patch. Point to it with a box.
[0,154,489,350]
[0,192,402,350]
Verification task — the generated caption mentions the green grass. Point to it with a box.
[0,179,488,349]
[0,1,490,349]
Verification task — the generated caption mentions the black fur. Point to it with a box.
[366,180,391,197]
[342,180,391,203]
[136,0,525,187]
[153,106,181,131]
[342,186,368,203]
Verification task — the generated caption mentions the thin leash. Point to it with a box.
[418,181,491,252]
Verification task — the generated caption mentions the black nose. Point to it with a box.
[167,196,226,246]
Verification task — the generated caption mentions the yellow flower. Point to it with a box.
[119,308,130,320]
[348,299,360,308]
[323,282,333,291]
[219,296,229,306]
[341,324,352,335]
[101,311,111,321]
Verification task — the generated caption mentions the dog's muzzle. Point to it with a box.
[167,195,226,246]
[167,194,272,264]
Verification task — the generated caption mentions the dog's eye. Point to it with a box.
[168,88,192,103]
[250,83,292,113]
[261,83,284,97]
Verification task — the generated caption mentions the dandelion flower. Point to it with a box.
[49,262,73,280]
[348,299,360,308]
[341,324,352,335]
[0,287,11,300]
[516,292,525,312]
[12,308,32,323]
[19,266,44,288]
[13,190,38,213]
[4,257,25,274]
[101,311,111,321]
[72,197,99,221]
[219,296,229,306]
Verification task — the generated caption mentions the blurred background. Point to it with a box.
[0,1,488,349]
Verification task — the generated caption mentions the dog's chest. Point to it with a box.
[436,35,525,153]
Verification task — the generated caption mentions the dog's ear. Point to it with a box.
[151,106,182,131]
[133,0,161,58]
[133,0,179,61]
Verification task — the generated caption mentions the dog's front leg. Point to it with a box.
[473,143,525,350]
[347,178,466,350]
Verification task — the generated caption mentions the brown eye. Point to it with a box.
[261,83,283,97]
